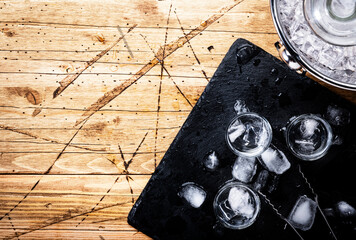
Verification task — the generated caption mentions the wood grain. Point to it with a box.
[0,0,355,239]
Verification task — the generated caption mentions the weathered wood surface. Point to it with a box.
[0,0,355,239]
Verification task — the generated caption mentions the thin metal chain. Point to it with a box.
[298,165,338,240]
[258,190,305,240]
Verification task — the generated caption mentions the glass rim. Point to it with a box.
[213,181,261,230]
[285,114,333,161]
[226,112,273,158]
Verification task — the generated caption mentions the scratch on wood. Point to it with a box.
[123,133,148,203]
[123,132,148,172]
[102,155,121,173]
[75,133,147,227]
[74,57,160,127]
[117,25,134,58]
[126,175,135,203]
[7,216,19,240]
[44,203,52,208]
[75,176,121,227]
[4,202,129,240]
[160,3,172,79]
[0,119,89,221]
[0,124,105,152]
[140,34,193,108]
[201,69,209,80]
[174,10,210,82]
[0,179,40,221]
[92,217,123,224]
[44,118,89,174]
[53,25,137,98]
[154,3,172,169]
[118,143,125,163]
[154,79,162,169]
[31,107,42,117]
[165,68,193,107]
[94,33,106,44]
[74,0,244,127]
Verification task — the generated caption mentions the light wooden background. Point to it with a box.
[0,0,355,239]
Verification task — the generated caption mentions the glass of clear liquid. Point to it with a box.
[226,113,272,158]
[213,181,261,229]
[285,114,333,161]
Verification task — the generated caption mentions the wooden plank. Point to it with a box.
[1,230,148,240]
[0,175,149,239]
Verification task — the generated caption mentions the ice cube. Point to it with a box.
[252,170,269,191]
[204,151,219,170]
[178,183,206,208]
[232,156,257,183]
[300,119,319,138]
[325,105,351,126]
[228,120,246,143]
[335,201,356,218]
[288,195,317,231]
[259,145,291,175]
[228,187,255,219]
[234,100,249,115]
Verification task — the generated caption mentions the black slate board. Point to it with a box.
[128,39,356,240]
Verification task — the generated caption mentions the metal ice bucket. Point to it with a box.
[270,0,356,91]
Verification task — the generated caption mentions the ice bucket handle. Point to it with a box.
[275,41,306,75]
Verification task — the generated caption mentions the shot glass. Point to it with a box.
[213,181,261,230]
[226,113,272,157]
[286,114,333,161]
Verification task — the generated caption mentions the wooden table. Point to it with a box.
[0,0,355,239]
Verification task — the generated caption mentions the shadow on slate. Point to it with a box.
[128,38,356,240]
